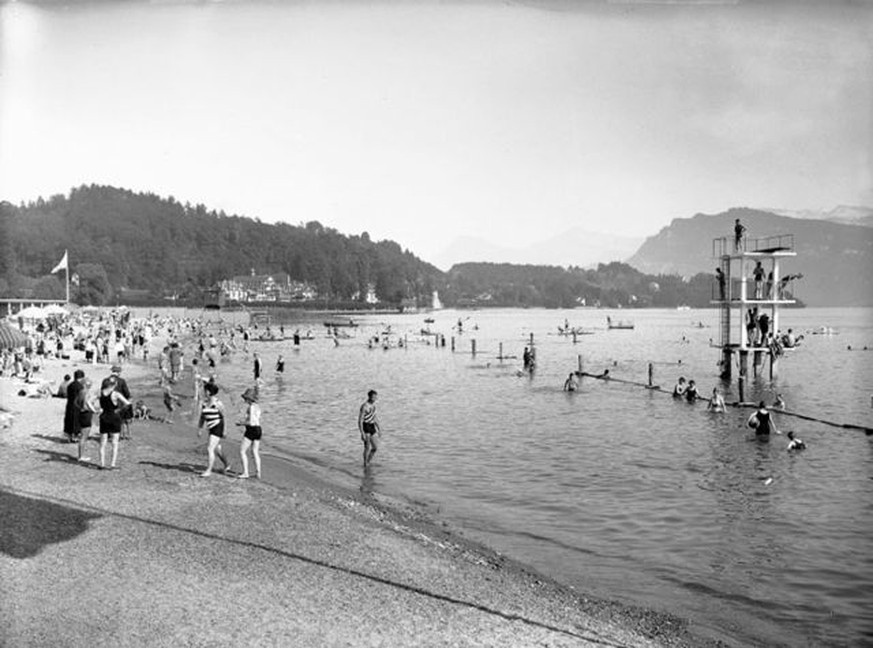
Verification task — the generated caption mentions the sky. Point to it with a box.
[1,0,871,267]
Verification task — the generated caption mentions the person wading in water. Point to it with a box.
[358,389,381,468]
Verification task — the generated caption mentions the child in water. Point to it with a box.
[786,431,806,451]
[685,380,700,402]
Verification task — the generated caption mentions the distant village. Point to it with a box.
[218,269,378,305]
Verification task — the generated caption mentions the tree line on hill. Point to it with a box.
[1,185,721,309]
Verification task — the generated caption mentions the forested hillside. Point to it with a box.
[443,262,715,309]
[1,186,802,310]
[0,185,443,306]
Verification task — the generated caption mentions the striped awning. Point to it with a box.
[0,321,29,350]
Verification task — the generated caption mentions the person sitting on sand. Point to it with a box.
[685,380,699,402]
[706,387,725,413]
[747,401,777,436]
[237,387,262,480]
[672,377,687,398]
[98,376,131,470]
[55,374,72,399]
[786,431,806,451]
[198,382,232,477]
[563,372,579,392]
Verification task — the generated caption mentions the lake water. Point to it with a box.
[174,306,873,646]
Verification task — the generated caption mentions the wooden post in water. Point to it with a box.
[753,350,764,377]
[530,332,535,347]
[404,334,408,349]
[572,330,577,344]
[577,354,583,374]
[498,342,504,361]
[471,339,477,356]
[648,363,654,388]
[451,336,455,352]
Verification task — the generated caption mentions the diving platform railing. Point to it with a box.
[710,277,799,304]
[712,234,795,258]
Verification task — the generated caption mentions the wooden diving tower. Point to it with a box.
[711,233,798,382]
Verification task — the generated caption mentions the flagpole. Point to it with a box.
[65,249,70,304]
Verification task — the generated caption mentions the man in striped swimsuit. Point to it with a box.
[358,390,380,468]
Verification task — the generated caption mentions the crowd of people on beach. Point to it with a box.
[0,306,389,476]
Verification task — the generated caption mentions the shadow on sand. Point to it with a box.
[31,433,71,445]
[33,448,103,470]
[0,489,102,559]
[138,460,204,475]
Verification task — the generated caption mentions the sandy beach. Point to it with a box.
[0,353,715,647]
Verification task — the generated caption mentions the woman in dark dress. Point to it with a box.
[64,369,85,442]
[98,376,130,470]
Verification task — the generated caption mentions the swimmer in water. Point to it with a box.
[685,380,699,402]
[706,387,725,413]
[773,393,785,410]
[786,431,806,451]
[672,377,687,398]
[747,401,777,436]
[563,372,579,392]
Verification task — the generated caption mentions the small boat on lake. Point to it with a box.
[323,319,358,328]
[250,330,286,342]
[557,325,595,336]
[606,316,634,330]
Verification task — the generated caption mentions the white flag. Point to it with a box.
[51,251,68,274]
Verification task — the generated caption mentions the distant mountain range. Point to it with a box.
[432,228,644,271]
[765,205,873,229]
[627,207,873,307]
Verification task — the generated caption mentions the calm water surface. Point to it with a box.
[179,307,873,646]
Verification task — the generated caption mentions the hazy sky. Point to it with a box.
[1,0,871,264]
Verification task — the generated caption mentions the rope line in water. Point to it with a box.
[578,372,873,434]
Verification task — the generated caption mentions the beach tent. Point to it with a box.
[43,304,69,316]
[15,306,48,320]
[0,321,29,350]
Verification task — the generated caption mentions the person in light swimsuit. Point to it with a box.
[237,387,262,479]
[358,389,381,468]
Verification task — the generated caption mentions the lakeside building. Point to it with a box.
[219,270,318,303]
